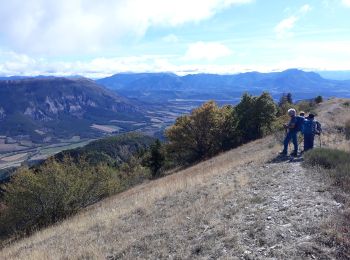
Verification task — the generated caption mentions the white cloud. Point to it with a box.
[275,16,299,38]
[0,0,252,55]
[299,4,312,13]
[162,34,179,43]
[0,51,181,78]
[184,42,233,61]
[275,4,312,38]
[342,0,350,6]
[0,55,266,77]
[2,38,350,77]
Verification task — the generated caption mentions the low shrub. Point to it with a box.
[142,140,165,179]
[304,148,350,191]
[0,157,120,236]
[314,95,323,104]
[297,100,316,113]
[304,148,349,169]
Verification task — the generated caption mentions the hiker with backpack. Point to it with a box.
[302,113,322,151]
[280,108,304,156]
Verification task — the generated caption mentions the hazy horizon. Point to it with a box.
[2,68,350,81]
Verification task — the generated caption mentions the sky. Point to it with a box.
[0,0,350,77]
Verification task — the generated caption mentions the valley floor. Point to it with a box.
[1,98,349,259]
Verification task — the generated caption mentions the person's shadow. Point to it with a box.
[268,154,304,163]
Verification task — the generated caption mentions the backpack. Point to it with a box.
[315,121,322,135]
[295,116,305,132]
[303,119,316,135]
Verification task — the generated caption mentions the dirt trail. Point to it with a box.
[108,159,340,259]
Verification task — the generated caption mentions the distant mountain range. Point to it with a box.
[317,70,350,80]
[97,69,350,103]
[0,77,146,142]
[1,69,350,143]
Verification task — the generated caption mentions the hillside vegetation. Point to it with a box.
[0,98,349,259]
[0,92,277,241]
[0,133,155,238]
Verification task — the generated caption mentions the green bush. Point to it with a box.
[297,100,316,114]
[0,134,155,241]
[118,155,150,186]
[0,157,119,235]
[314,96,323,104]
[304,148,349,169]
[166,101,239,163]
[142,140,165,178]
[304,148,350,191]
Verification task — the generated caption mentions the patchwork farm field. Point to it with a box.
[0,139,94,180]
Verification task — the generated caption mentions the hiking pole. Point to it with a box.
[319,134,322,148]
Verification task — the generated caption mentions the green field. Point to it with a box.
[0,139,95,173]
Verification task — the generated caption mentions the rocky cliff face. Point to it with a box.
[24,94,108,121]
[0,77,146,140]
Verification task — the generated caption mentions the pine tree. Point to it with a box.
[147,139,165,178]
[236,92,277,141]
[315,95,323,104]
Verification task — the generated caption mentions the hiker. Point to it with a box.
[303,113,322,151]
[298,111,305,152]
[281,108,304,156]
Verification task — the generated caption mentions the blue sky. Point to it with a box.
[0,0,349,77]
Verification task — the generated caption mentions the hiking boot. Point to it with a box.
[290,151,298,157]
[279,151,287,156]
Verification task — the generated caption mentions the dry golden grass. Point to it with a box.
[1,98,349,259]
[0,136,279,260]
[315,98,350,151]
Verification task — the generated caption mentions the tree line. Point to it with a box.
[147,92,277,175]
[147,92,325,176]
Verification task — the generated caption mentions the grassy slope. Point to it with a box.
[1,98,349,259]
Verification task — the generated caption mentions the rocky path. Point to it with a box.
[107,158,340,259]
[225,160,340,259]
